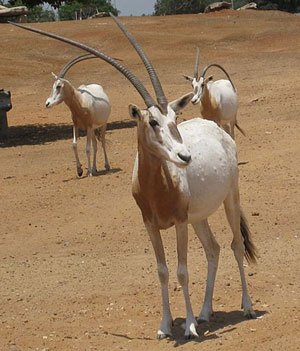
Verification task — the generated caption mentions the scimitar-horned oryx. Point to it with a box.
[46,53,111,176]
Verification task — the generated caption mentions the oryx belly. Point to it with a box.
[178,118,237,222]
[78,84,111,127]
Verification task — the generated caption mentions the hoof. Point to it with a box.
[77,169,83,177]
[157,330,172,340]
[245,310,257,319]
[184,320,199,339]
[185,333,197,340]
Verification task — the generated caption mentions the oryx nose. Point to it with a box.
[45,101,50,108]
[191,96,198,105]
[178,153,191,164]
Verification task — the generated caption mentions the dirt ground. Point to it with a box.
[0,10,299,351]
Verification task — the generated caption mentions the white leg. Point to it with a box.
[86,128,93,176]
[100,125,110,171]
[145,222,173,339]
[223,181,256,319]
[192,220,220,322]
[91,132,98,175]
[72,126,83,177]
[176,222,198,339]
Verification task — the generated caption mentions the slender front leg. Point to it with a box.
[86,128,93,176]
[91,132,98,175]
[100,124,110,171]
[145,222,173,339]
[192,220,220,322]
[176,222,198,339]
[72,126,83,177]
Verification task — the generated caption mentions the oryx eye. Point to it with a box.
[149,119,159,128]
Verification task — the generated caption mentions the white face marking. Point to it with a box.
[191,77,204,105]
[141,105,191,167]
[45,78,65,108]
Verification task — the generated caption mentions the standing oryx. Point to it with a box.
[184,48,245,139]
[46,53,111,176]
[11,16,257,340]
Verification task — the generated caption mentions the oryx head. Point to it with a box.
[11,16,193,167]
[45,54,95,108]
[183,48,236,105]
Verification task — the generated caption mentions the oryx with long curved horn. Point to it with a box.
[45,53,111,176]
[11,18,257,340]
[184,48,245,139]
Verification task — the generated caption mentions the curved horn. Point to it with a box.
[194,47,200,80]
[201,64,236,92]
[9,22,156,108]
[58,53,96,78]
[109,13,168,113]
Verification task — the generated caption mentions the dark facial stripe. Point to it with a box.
[168,122,182,143]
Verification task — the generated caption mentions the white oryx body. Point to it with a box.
[46,76,111,176]
[191,76,240,138]
[131,106,256,339]
[184,50,244,139]
[12,16,257,341]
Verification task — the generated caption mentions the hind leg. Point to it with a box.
[91,132,98,175]
[100,125,110,171]
[223,180,256,318]
[72,126,83,177]
[192,220,220,322]
[86,128,94,176]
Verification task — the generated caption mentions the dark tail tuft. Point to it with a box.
[235,123,246,136]
[94,128,102,142]
[240,209,258,264]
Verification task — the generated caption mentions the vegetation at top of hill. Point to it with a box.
[1,0,298,23]
[0,0,118,22]
[153,0,300,14]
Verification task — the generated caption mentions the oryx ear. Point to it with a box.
[169,92,194,113]
[129,104,143,120]
[204,75,213,83]
[51,72,58,80]
[182,74,193,82]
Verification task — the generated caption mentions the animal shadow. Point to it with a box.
[0,119,137,148]
[91,167,122,177]
[171,309,267,346]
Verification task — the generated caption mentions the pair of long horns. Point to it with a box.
[9,14,168,111]
[193,48,236,91]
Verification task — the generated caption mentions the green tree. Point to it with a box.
[27,5,56,22]
[8,0,65,8]
[154,0,213,15]
[58,1,81,20]
[59,0,118,20]
[8,0,118,11]
[154,0,299,13]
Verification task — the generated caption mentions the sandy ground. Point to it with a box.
[0,10,299,351]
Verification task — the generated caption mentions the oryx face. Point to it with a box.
[45,75,65,108]
[129,97,192,168]
[191,77,205,105]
